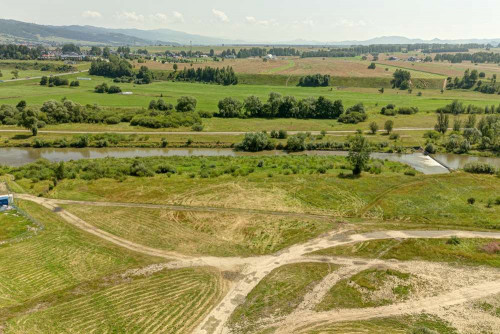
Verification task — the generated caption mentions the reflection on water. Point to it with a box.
[1,147,498,175]
[432,153,500,170]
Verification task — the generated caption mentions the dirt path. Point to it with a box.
[17,194,500,334]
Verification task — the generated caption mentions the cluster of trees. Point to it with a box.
[431,113,500,153]
[216,93,346,120]
[298,74,331,87]
[61,44,80,54]
[235,47,300,58]
[215,93,368,123]
[170,66,238,85]
[446,70,499,94]
[391,70,412,89]
[0,44,46,59]
[89,56,153,84]
[380,104,419,116]
[94,83,122,94]
[434,52,500,64]
[39,76,79,87]
[437,100,500,115]
[301,50,357,58]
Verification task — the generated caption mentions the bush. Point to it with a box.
[70,80,80,87]
[278,129,288,139]
[198,110,213,118]
[94,83,109,93]
[389,133,400,140]
[237,132,274,152]
[191,123,204,132]
[481,242,500,254]
[217,97,243,118]
[467,198,476,205]
[425,143,436,154]
[447,236,461,245]
[423,131,441,141]
[380,104,396,116]
[397,107,419,115]
[464,162,496,174]
[107,85,122,94]
[105,116,121,125]
[286,134,307,152]
[338,103,367,124]
[176,96,197,112]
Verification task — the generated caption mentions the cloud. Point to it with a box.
[336,19,367,28]
[82,10,102,19]
[212,9,229,22]
[173,11,185,23]
[116,11,144,22]
[149,11,185,24]
[245,16,278,27]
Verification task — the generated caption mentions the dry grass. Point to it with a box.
[61,204,336,257]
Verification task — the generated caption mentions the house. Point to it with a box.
[60,52,84,61]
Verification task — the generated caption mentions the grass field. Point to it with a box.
[311,238,500,267]
[0,200,156,310]
[5,267,225,334]
[316,268,412,310]
[306,314,457,334]
[229,262,337,333]
[0,209,35,242]
[60,204,336,257]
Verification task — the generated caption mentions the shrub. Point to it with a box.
[464,162,496,174]
[70,80,80,87]
[237,132,274,152]
[278,129,288,139]
[380,104,396,116]
[191,123,204,132]
[389,133,400,140]
[425,143,436,154]
[286,134,307,152]
[105,116,121,125]
[369,122,379,134]
[423,131,441,141]
[217,97,243,118]
[94,83,108,93]
[447,236,461,245]
[397,107,419,115]
[198,110,213,118]
[467,198,476,205]
[404,170,416,176]
[107,85,122,94]
[176,96,197,112]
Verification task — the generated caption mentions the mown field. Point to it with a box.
[0,200,226,333]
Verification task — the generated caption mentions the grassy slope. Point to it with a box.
[312,238,500,268]
[229,263,337,333]
[61,205,336,257]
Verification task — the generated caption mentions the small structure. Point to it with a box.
[264,54,276,60]
[0,194,13,210]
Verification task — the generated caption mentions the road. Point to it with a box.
[0,70,89,83]
[0,128,438,136]
[16,194,500,334]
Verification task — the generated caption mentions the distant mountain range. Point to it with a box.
[1,19,499,47]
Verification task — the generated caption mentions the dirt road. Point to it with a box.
[17,194,500,334]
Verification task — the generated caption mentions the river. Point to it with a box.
[0,147,498,175]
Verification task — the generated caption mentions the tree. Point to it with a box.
[0,70,3,77]
[173,63,178,71]
[368,62,376,69]
[348,134,371,175]
[11,70,19,79]
[244,96,263,117]
[16,100,27,111]
[237,132,273,152]
[384,120,394,134]
[286,133,307,152]
[90,46,102,56]
[369,122,379,134]
[40,76,48,85]
[391,69,411,89]
[435,112,449,134]
[102,47,111,58]
[176,96,197,112]
[18,108,40,136]
[217,97,243,118]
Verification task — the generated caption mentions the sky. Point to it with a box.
[2,0,500,42]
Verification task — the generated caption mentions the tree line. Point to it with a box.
[0,44,46,60]
[434,52,500,64]
[446,69,499,94]
[298,74,331,87]
[89,56,154,84]
[169,66,238,85]
[235,47,300,58]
